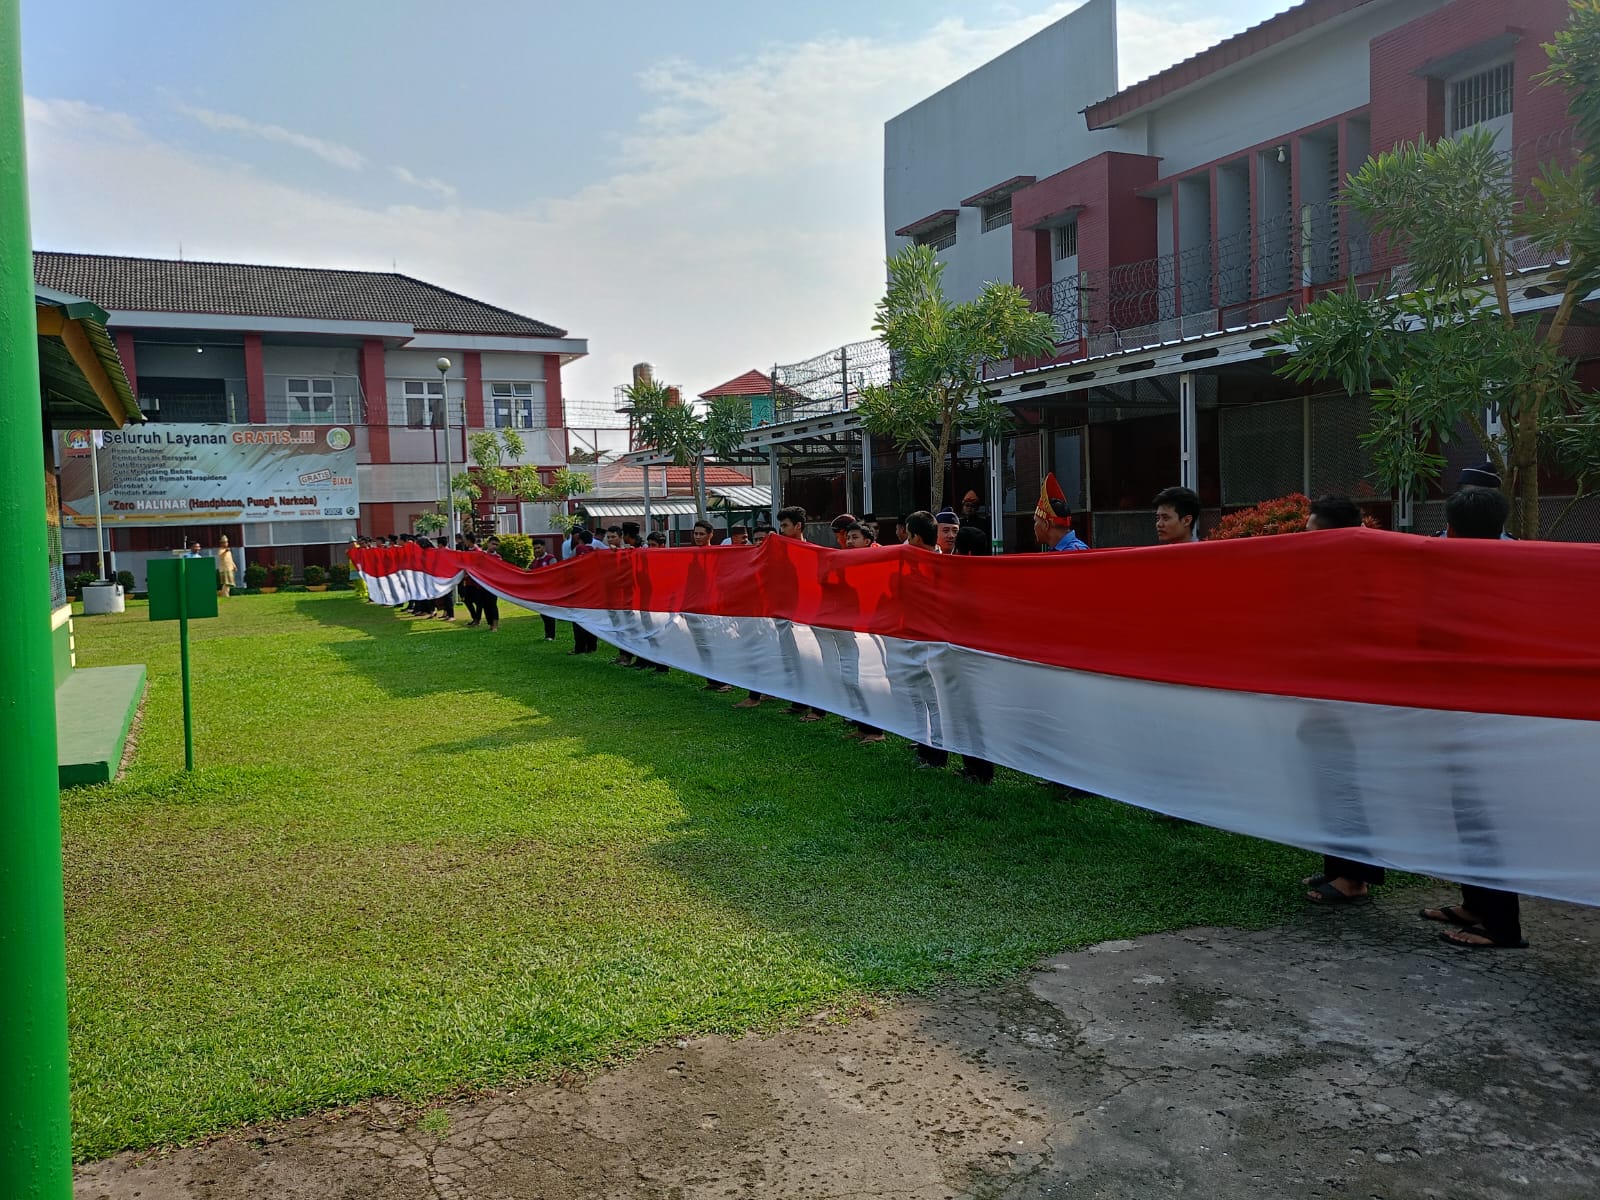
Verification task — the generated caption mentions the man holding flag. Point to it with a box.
[1033,474,1089,551]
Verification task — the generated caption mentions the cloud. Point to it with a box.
[26,2,1270,420]
[174,103,368,170]
[390,165,458,201]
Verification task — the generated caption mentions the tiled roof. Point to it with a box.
[700,369,774,399]
[1083,0,1377,129]
[32,251,567,337]
[600,463,754,488]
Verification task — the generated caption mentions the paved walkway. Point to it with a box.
[76,891,1600,1199]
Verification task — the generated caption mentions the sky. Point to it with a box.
[20,0,1290,421]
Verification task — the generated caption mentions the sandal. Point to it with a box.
[1306,880,1369,905]
[1419,905,1480,928]
[1439,928,1529,950]
[1300,873,1327,889]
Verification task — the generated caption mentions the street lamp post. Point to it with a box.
[436,356,454,541]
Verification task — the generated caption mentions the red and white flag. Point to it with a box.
[353,532,1600,907]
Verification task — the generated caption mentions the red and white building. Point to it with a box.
[704,0,1594,546]
[33,252,587,584]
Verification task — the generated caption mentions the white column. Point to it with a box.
[987,435,1004,554]
[643,464,652,530]
[768,445,780,524]
[1179,371,1198,491]
[860,430,874,518]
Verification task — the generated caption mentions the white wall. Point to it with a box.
[882,0,1139,302]
[1143,0,1445,176]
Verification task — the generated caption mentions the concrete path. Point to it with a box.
[76,892,1600,1199]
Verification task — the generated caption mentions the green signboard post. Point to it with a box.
[147,557,217,771]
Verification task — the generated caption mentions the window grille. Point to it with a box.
[1451,62,1513,133]
[981,198,1012,233]
[1053,221,1078,261]
[916,220,957,252]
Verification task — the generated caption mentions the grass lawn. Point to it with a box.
[66,592,1317,1160]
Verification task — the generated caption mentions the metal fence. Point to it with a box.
[771,338,893,422]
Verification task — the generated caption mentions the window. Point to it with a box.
[915,218,957,252]
[981,198,1012,233]
[1053,221,1078,262]
[286,377,336,424]
[1450,61,1513,134]
[402,379,444,428]
[491,381,541,429]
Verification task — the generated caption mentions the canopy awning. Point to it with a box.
[34,287,140,429]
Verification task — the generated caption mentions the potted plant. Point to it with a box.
[69,570,96,599]
[244,562,268,592]
[268,563,294,592]
[303,564,328,592]
[326,563,352,590]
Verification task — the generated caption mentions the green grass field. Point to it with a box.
[65,592,1315,1160]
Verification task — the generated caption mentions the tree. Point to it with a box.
[1275,0,1600,539]
[856,243,1059,511]
[627,376,751,522]
[449,429,590,535]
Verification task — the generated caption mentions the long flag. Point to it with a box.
[352,532,1600,908]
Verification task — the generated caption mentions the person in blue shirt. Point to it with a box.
[1033,473,1089,551]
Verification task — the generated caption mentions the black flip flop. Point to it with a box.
[1438,928,1529,950]
[1419,905,1479,928]
[1307,880,1369,905]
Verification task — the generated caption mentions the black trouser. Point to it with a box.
[1299,712,1384,887]
[541,614,557,640]
[1460,885,1522,945]
[1322,855,1386,886]
[917,745,948,768]
[480,592,498,626]
[572,623,598,653]
[460,584,482,623]
[960,755,994,783]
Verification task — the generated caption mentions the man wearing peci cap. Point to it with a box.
[1034,474,1090,551]
[935,508,961,553]
[1435,461,1516,539]
[829,513,856,549]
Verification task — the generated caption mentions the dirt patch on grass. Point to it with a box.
[74,895,1600,1200]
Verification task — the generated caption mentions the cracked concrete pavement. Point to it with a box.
[76,890,1600,1199]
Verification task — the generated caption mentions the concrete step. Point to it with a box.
[57,664,147,788]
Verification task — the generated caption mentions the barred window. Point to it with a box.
[915,218,957,252]
[981,198,1012,233]
[1053,221,1078,262]
[1451,62,1513,134]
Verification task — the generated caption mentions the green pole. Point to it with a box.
[0,0,74,1193]
[178,559,193,771]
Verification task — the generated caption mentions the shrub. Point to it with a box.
[116,569,135,592]
[69,570,97,595]
[326,563,352,589]
[1207,493,1379,540]
[303,564,326,586]
[268,562,294,587]
[244,562,268,588]
[495,533,535,568]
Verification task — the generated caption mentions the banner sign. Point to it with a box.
[59,424,357,526]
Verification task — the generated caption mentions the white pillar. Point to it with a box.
[1179,371,1198,491]
[860,430,874,518]
[768,445,780,524]
[987,435,1004,554]
[643,464,652,530]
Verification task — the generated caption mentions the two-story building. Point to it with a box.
[33,252,588,586]
[701,0,1594,547]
